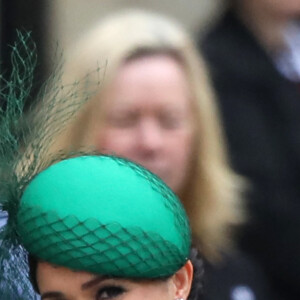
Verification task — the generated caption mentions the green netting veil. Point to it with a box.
[17,155,191,278]
[0,31,104,299]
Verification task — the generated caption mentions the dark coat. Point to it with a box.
[200,10,300,300]
[203,252,272,300]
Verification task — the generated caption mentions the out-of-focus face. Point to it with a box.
[37,261,192,300]
[96,55,195,194]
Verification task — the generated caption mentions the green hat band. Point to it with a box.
[17,155,191,278]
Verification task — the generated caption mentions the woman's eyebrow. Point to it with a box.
[41,291,65,299]
[81,275,110,290]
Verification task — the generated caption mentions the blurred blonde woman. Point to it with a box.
[49,10,271,299]
[54,9,242,258]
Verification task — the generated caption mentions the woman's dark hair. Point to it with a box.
[29,246,204,299]
[188,247,204,300]
[28,254,39,293]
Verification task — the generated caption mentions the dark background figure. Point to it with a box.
[203,251,272,300]
[199,1,300,299]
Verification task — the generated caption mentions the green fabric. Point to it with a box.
[17,155,191,278]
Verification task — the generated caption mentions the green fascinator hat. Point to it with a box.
[0,32,191,299]
[17,155,191,278]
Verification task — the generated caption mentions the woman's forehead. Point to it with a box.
[103,55,191,108]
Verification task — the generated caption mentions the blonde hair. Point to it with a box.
[53,10,244,261]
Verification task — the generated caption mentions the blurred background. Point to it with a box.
[0,0,223,80]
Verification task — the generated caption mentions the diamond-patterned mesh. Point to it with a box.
[16,155,191,279]
[18,205,186,278]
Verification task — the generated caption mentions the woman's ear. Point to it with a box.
[171,260,193,299]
